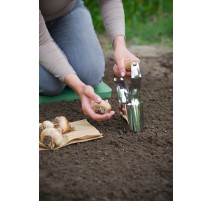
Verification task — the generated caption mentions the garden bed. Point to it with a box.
[39,45,173,201]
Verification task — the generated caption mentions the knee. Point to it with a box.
[77,54,105,86]
[39,65,66,96]
[40,82,65,96]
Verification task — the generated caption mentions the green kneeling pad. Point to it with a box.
[39,81,112,104]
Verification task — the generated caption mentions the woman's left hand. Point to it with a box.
[113,36,140,77]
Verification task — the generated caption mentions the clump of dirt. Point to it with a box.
[39,45,173,201]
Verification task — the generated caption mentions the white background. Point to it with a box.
[0,1,39,201]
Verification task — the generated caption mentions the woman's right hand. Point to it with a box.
[64,74,114,121]
[79,85,115,121]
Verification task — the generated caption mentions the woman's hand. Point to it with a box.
[64,74,115,121]
[79,85,115,121]
[113,36,140,77]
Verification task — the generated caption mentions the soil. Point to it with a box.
[39,45,173,201]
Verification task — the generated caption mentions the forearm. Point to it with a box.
[39,10,75,82]
[98,0,125,43]
[39,42,76,82]
[113,35,126,50]
[64,73,86,97]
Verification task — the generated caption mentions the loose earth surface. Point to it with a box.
[39,45,173,201]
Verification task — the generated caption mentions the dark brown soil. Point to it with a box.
[39,46,173,201]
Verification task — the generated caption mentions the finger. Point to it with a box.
[113,64,120,76]
[81,96,114,121]
[116,59,126,77]
[85,106,115,121]
[114,63,131,77]
[93,111,115,122]
[84,85,102,103]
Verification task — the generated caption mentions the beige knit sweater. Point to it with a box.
[39,0,125,82]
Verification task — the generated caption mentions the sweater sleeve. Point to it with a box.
[98,0,125,43]
[39,10,76,82]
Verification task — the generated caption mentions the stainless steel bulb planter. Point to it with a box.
[114,61,144,132]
